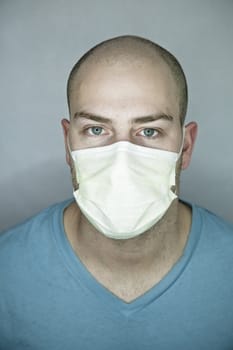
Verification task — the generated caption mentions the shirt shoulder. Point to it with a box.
[0,199,72,264]
[191,203,233,262]
[194,204,233,235]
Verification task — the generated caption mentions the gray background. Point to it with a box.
[0,0,232,231]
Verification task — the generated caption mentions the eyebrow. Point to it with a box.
[74,112,112,124]
[73,111,173,124]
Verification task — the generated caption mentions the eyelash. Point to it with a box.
[138,128,159,138]
[84,126,106,136]
[83,126,161,139]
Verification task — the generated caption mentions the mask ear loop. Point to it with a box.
[172,126,186,195]
[67,138,79,190]
[67,137,73,158]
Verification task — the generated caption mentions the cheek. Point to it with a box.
[69,124,93,150]
[68,125,79,149]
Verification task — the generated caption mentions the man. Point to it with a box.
[0,35,233,349]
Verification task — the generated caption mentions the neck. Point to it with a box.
[64,199,191,277]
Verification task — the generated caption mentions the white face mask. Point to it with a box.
[70,138,183,240]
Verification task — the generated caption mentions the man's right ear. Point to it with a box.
[61,118,71,166]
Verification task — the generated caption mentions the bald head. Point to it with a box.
[67,35,188,124]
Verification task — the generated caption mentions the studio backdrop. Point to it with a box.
[0,0,232,231]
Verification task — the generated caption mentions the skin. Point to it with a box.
[61,56,197,303]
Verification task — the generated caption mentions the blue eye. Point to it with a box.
[89,127,103,136]
[141,128,158,138]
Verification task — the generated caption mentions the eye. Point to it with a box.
[139,128,158,138]
[87,126,104,136]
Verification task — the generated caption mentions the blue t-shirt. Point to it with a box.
[0,199,233,350]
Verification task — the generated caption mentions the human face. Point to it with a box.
[62,60,197,174]
[67,60,183,152]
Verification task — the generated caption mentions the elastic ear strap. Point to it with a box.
[67,138,73,157]
[177,126,186,158]
[67,139,80,188]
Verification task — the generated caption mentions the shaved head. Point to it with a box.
[67,35,188,124]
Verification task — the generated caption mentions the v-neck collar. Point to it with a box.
[52,199,202,316]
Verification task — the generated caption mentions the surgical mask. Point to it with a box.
[70,136,184,240]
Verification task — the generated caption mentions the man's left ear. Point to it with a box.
[181,122,198,170]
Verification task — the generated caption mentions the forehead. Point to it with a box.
[69,58,180,120]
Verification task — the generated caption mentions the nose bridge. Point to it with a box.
[114,135,133,143]
[112,121,134,143]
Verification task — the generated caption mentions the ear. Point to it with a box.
[61,118,71,166]
[181,122,198,170]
